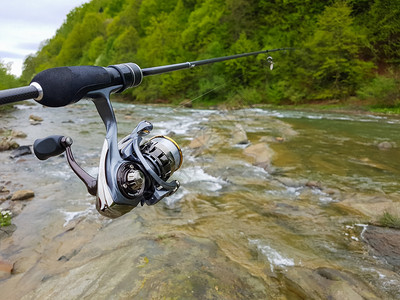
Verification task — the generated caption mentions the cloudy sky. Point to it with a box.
[0,0,89,77]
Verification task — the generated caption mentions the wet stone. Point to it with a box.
[377,141,394,150]
[243,143,274,169]
[363,225,400,271]
[11,190,35,201]
[10,145,32,159]
[0,224,17,241]
[0,137,19,151]
[11,130,27,138]
[282,266,381,300]
[29,114,43,122]
[231,124,248,145]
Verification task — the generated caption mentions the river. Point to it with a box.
[0,101,400,299]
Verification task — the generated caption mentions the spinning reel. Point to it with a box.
[33,82,182,218]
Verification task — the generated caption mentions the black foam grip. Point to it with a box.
[33,135,66,160]
[30,66,112,107]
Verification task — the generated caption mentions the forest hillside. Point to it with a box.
[3,0,400,106]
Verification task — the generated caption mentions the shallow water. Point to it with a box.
[1,102,400,299]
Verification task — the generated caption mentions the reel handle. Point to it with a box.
[33,135,72,160]
[33,135,97,195]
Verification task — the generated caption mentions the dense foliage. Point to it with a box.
[15,0,400,105]
[0,61,19,90]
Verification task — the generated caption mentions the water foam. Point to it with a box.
[176,166,226,192]
[249,239,295,272]
[59,205,95,227]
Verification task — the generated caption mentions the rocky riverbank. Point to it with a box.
[0,119,37,241]
[1,104,400,298]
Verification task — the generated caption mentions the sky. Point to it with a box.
[0,0,89,77]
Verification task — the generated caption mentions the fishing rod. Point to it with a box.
[0,47,291,218]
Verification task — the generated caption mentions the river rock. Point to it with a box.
[0,186,10,194]
[11,190,35,201]
[363,225,400,271]
[0,224,17,241]
[377,141,393,150]
[179,99,193,108]
[282,267,380,299]
[275,177,308,188]
[243,143,274,169]
[333,194,400,220]
[10,145,32,158]
[11,130,27,138]
[29,114,43,125]
[231,124,248,145]
[29,114,43,122]
[0,137,19,151]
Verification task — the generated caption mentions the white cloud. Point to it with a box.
[0,0,89,77]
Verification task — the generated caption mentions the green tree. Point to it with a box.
[287,2,374,101]
[56,12,106,66]
[0,60,19,90]
[365,0,400,64]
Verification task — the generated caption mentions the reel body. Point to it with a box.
[34,86,182,218]
[96,119,182,218]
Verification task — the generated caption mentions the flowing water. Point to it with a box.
[1,101,400,299]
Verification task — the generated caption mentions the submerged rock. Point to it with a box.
[282,267,381,299]
[189,134,211,149]
[378,141,394,150]
[333,194,400,220]
[243,143,274,169]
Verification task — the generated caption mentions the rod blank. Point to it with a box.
[142,48,292,76]
[0,85,39,105]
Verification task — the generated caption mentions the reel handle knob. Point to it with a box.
[33,135,72,160]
